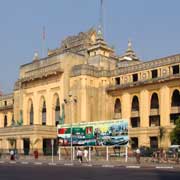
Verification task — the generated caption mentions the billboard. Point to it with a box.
[57,119,128,146]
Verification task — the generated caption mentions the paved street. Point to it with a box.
[0,164,180,180]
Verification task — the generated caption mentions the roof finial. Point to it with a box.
[127,39,132,51]
[97,25,103,39]
[33,51,39,61]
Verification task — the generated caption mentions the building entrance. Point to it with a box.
[23,138,30,155]
[43,139,58,155]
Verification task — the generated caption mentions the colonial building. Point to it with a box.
[0,28,180,153]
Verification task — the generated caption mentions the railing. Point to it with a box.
[150,109,159,116]
[131,111,139,117]
[0,104,13,111]
[113,113,122,119]
[0,147,179,164]
[107,74,180,92]
[171,106,180,114]
[21,62,63,82]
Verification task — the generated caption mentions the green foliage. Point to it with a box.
[170,117,180,145]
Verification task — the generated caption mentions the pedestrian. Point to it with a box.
[77,148,83,163]
[14,149,19,160]
[34,149,39,160]
[135,148,141,164]
[83,148,89,162]
[175,148,179,164]
[10,149,14,160]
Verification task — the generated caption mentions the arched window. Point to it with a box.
[42,100,46,125]
[30,103,34,125]
[114,98,121,113]
[171,90,180,107]
[55,98,60,126]
[132,96,139,111]
[4,115,7,127]
[150,93,159,109]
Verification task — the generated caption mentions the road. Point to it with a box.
[0,164,180,180]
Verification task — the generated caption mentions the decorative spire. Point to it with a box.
[127,39,133,52]
[120,40,139,61]
[97,25,103,39]
[33,51,39,61]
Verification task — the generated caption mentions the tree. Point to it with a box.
[170,117,180,145]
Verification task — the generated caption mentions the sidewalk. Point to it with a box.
[0,156,180,169]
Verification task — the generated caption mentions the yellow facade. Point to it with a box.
[0,28,180,153]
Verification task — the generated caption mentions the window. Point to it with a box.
[150,93,159,109]
[42,101,46,126]
[150,137,158,149]
[131,137,139,149]
[133,73,138,82]
[131,96,139,111]
[171,90,180,107]
[131,117,140,128]
[4,101,7,106]
[114,99,121,113]
[115,77,120,85]
[172,65,179,75]
[170,114,180,124]
[55,98,60,126]
[151,69,158,78]
[30,104,34,125]
[4,115,7,127]
[149,115,160,127]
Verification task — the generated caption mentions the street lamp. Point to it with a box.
[64,92,77,162]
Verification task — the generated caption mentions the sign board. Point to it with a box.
[57,119,128,146]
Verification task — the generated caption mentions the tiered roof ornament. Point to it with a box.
[119,40,139,61]
[87,26,114,57]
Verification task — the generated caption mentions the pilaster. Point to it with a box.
[160,86,170,126]
[140,89,149,127]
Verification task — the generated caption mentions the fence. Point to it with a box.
[0,146,179,164]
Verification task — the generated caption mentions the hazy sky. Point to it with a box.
[0,0,180,93]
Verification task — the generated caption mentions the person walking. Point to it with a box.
[10,149,14,160]
[135,148,141,164]
[77,148,83,163]
[83,148,89,162]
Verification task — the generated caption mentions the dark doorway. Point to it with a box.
[43,139,58,155]
[23,138,30,155]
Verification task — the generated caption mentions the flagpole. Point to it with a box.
[42,26,45,58]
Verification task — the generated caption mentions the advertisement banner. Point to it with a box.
[57,119,128,146]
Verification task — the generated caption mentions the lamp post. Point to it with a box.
[64,92,77,162]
